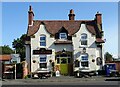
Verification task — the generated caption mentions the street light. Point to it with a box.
[83,47,86,53]
[62,48,66,53]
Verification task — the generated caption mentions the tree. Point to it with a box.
[12,34,27,61]
[104,52,113,62]
[0,45,14,54]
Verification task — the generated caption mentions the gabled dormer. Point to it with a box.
[55,27,72,41]
[54,27,72,44]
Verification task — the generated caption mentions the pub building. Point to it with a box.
[25,6,105,77]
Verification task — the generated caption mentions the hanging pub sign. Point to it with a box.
[33,48,52,54]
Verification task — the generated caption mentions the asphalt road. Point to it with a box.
[1,76,120,87]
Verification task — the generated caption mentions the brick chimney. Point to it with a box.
[95,11,102,25]
[68,9,75,20]
[28,5,34,26]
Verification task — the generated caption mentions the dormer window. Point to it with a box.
[59,33,67,39]
[81,33,87,46]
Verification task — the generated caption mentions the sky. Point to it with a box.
[1,2,118,57]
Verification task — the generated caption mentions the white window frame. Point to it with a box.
[39,55,47,68]
[59,33,67,39]
[80,33,87,46]
[40,35,46,46]
[80,54,89,68]
[40,55,47,63]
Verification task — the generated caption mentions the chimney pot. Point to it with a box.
[28,5,34,26]
[70,9,74,14]
[95,11,102,25]
[29,5,32,11]
[68,9,75,20]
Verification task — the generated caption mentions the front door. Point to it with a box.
[60,58,68,75]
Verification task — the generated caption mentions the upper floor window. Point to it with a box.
[59,33,67,39]
[40,35,46,46]
[81,33,87,45]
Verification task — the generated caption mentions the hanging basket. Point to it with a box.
[49,59,52,63]
[92,59,95,62]
[33,60,36,63]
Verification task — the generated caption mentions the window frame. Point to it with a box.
[59,33,67,39]
[96,57,102,65]
[81,54,89,67]
[81,33,87,46]
[39,63,47,68]
[40,35,46,46]
[40,56,47,63]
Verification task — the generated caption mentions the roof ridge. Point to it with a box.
[33,20,94,22]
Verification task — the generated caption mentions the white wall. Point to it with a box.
[29,23,104,73]
[30,24,73,72]
[73,24,103,72]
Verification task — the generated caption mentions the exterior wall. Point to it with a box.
[30,24,73,72]
[27,23,104,74]
[72,24,103,72]
[25,45,31,73]
[30,24,55,72]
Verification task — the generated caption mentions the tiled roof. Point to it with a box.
[0,55,11,61]
[27,20,99,36]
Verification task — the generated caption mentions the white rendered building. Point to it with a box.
[25,6,105,76]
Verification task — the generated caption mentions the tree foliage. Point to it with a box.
[0,45,14,54]
[104,52,113,62]
[12,34,27,61]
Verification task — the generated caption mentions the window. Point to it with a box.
[61,58,67,64]
[40,35,46,46]
[57,58,60,64]
[59,33,67,39]
[81,54,89,67]
[81,61,88,67]
[81,55,88,61]
[96,57,102,65]
[81,33,87,45]
[40,56,46,62]
[40,56,47,68]
[75,60,79,67]
[39,63,47,68]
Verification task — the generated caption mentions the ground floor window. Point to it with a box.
[39,63,47,68]
[81,61,88,67]
[75,60,79,67]
[40,56,46,62]
[96,57,102,65]
[81,54,89,67]
[40,56,47,68]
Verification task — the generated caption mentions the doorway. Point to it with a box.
[56,52,72,75]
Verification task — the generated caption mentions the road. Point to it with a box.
[1,76,120,87]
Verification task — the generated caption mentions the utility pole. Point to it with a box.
[15,63,16,79]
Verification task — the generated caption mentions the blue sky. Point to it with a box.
[1,2,118,56]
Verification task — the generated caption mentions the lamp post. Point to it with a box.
[62,48,66,53]
[83,47,86,53]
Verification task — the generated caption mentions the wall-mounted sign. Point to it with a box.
[33,48,52,54]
